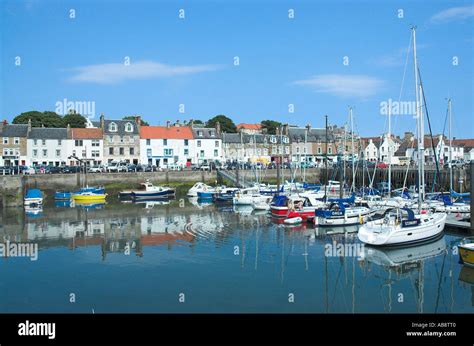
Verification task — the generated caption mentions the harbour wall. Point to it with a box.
[0,167,471,208]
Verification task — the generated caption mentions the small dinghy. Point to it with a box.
[284,211,303,225]
[24,189,43,206]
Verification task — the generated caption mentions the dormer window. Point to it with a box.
[197,130,203,137]
[283,136,289,144]
[125,122,133,133]
[210,130,215,137]
[109,122,118,132]
[270,136,277,144]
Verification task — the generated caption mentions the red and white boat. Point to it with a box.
[270,193,325,220]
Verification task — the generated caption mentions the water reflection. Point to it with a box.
[0,201,472,313]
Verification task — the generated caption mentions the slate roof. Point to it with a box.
[288,127,334,142]
[0,124,29,137]
[192,127,221,139]
[222,132,288,144]
[28,128,68,139]
[103,119,139,135]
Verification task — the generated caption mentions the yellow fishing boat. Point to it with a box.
[72,192,107,202]
[458,237,474,267]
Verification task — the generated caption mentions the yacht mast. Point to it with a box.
[412,26,423,211]
[350,107,355,192]
[388,105,392,197]
[448,98,453,193]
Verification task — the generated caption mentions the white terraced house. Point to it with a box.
[27,127,71,167]
[139,124,195,168]
[191,125,223,164]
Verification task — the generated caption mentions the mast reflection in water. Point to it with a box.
[0,199,472,313]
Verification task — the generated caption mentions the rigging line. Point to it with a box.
[418,66,443,193]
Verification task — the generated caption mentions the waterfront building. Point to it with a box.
[98,114,141,164]
[27,127,70,167]
[236,123,263,135]
[70,127,104,166]
[0,120,30,166]
[139,124,194,168]
[191,124,223,164]
[452,139,474,162]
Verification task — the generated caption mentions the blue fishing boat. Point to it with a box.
[24,189,43,206]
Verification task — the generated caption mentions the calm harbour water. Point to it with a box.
[1,195,473,313]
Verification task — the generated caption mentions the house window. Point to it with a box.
[163,139,168,146]
[147,149,152,157]
[92,140,100,147]
[14,137,20,144]
[264,148,268,156]
[283,136,289,144]
[82,150,86,157]
[109,147,114,155]
[146,139,151,146]
[164,149,173,156]
[210,130,215,137]
[33,149,38,157]
[33,139,38,146]
[108,136,113,143]
[197,140,201,147]
[270,136,277,143]
[272,145,277,153]
[200,150,204,158]
[215,141,219,147]
[285,146,290,154]
[129,148,134,155]
[184,139,189,146]
[56,149,61,157]
[42,149,47,156]
[214,149,218,157]
[184,149,189,156]
[120,136,124,143]
[125,122,133,132]
[119,147,124,155]
[303,147,307,153]
[317,147,322,154]
[42,139,46,145]
[92,150,99,158]
[328,147,332,154]
[197,131,203,137]
[2,137,8,144]
[109,122,118,132]
[296,147,300,153]
[75,140,83,146]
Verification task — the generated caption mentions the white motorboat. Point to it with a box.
[252,196,273,210]
[314,202,374,227]
[131,181,175,200]
[358,208,446,246]
[187,182,213,197]
[233,187,267,206]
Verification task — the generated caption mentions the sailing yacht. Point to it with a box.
[358,27,447,247]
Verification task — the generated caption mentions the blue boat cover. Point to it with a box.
[25,189,42,199]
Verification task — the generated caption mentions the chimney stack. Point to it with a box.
[0,119,6,132]
[66,123,71,138]
[189,119,194,127]
[276,127,280,136]
[176,120,181,127]
[100,113,105,129]
[166,121,171,128]
[134,115,142,126]
[27,118,32,133]
[215,121,221,135]
[183,120,188,126]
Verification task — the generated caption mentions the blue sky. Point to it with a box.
[1,0,473,138]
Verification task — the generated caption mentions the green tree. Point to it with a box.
[261,120,282,135]
[206,115,236,133]
[123,116,149,126]
[192,119,204,125]
[13,111,64,128]
[63,111,87,128]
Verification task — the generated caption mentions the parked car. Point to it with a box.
[376,162,388,168]
[444,160,465,169]
[62,166,82,173]
[88,165,105,173]
[199,164,211,171]
[107,161,128,172]
[48,166,63,174]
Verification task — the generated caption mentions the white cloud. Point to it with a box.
[430,5,474,23]
[293,74,384,98]
[68,60,221,84]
